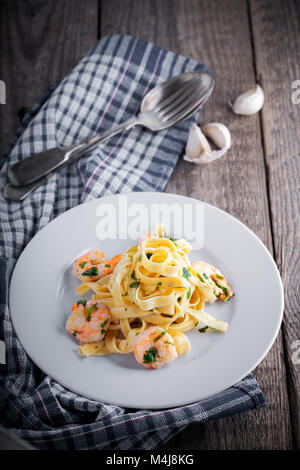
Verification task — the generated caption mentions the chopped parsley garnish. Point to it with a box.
[143,347,159,364]
[199,326,209,333]
[86,303,98,321]
[82,266,98,277]
[186,287,191,299]
[104,264,111,268]
[197,273,205,283]
[146,252,152,259]
[215,273,224,280]
[72,331,80,337]
[131,270,137,280]
[167,237,178,247]
[214,281,223,289]
[79,261,87,269]
[129,281,140,289]
[100,317,109,334]
[213,280,231,302]
[122,292,128,297]
[182,267,191,280]
[223,287,231,303]
[153,330,166,343]
[203,272,209,279]
[157,281,162,286]
[139,255,142,262]
[77,299,87,307]
[177,296,182,303]
[164,341,175,346]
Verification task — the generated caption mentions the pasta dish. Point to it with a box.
[66,225,234,369]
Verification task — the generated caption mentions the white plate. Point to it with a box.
[9,192,284,409]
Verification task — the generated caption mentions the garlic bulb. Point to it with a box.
[184,122,231,164]
[230,84,264,115]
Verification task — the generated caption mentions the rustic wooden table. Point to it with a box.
[0,0,299,450]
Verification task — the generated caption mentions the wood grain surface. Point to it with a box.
[0,0,298,450]
[0,0,98,155]
[250,0,300,448]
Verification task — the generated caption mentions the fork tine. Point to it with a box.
[160,85,206,122]
[154,78,202,114]
[163,90,210,125]
[158,82,204,119]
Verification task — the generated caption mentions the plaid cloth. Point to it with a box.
[0,35,266,450]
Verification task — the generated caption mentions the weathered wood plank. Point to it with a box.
[0,0,98,156]
[101,0,293,449]
[250,0,300,449]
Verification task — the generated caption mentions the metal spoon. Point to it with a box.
[5,70,214,201]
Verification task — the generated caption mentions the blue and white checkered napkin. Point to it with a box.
[0,35,265,450]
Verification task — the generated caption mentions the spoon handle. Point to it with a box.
[7,116,139,188]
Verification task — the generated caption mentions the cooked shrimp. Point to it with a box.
[66,300,110,343]
[74,249,121,281]
[192,260,234,301]
[133,326,178,369]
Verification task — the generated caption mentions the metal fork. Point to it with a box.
[5,70,214,201]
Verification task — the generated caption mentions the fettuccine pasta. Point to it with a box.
[66,226,234,369]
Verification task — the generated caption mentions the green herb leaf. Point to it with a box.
[79,261,87,269]
[215,273,224,280]
[223,287,230,303]
[139,255,142,262]
[86,303,98,320]
[164,341,175,346]
[213,279,231,302]
[153,330,166,343]
[177,296,182,303]
[77,300,87,307]
[203,273,209,279]
[143,347,159,364]
[182,267,191,281]
[157,281,162,286]
[131,270,137,280]
[186,287,191,300]
[167,237,178,247]
[197,273,205,283]
[100,317,109,334]
[82,266,98,277]
[129,281,140,289]
[104,264,111,268]
[199,326,209,333]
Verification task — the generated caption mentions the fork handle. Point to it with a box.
[7,116,139,187]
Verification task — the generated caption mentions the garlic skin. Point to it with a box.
[231,84,264,115]
[184,122,231,165]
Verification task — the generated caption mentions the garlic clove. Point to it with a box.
[185,123,212,160]
[231,84,264,115]
[203,122,231,151]
[183,122,231,165]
